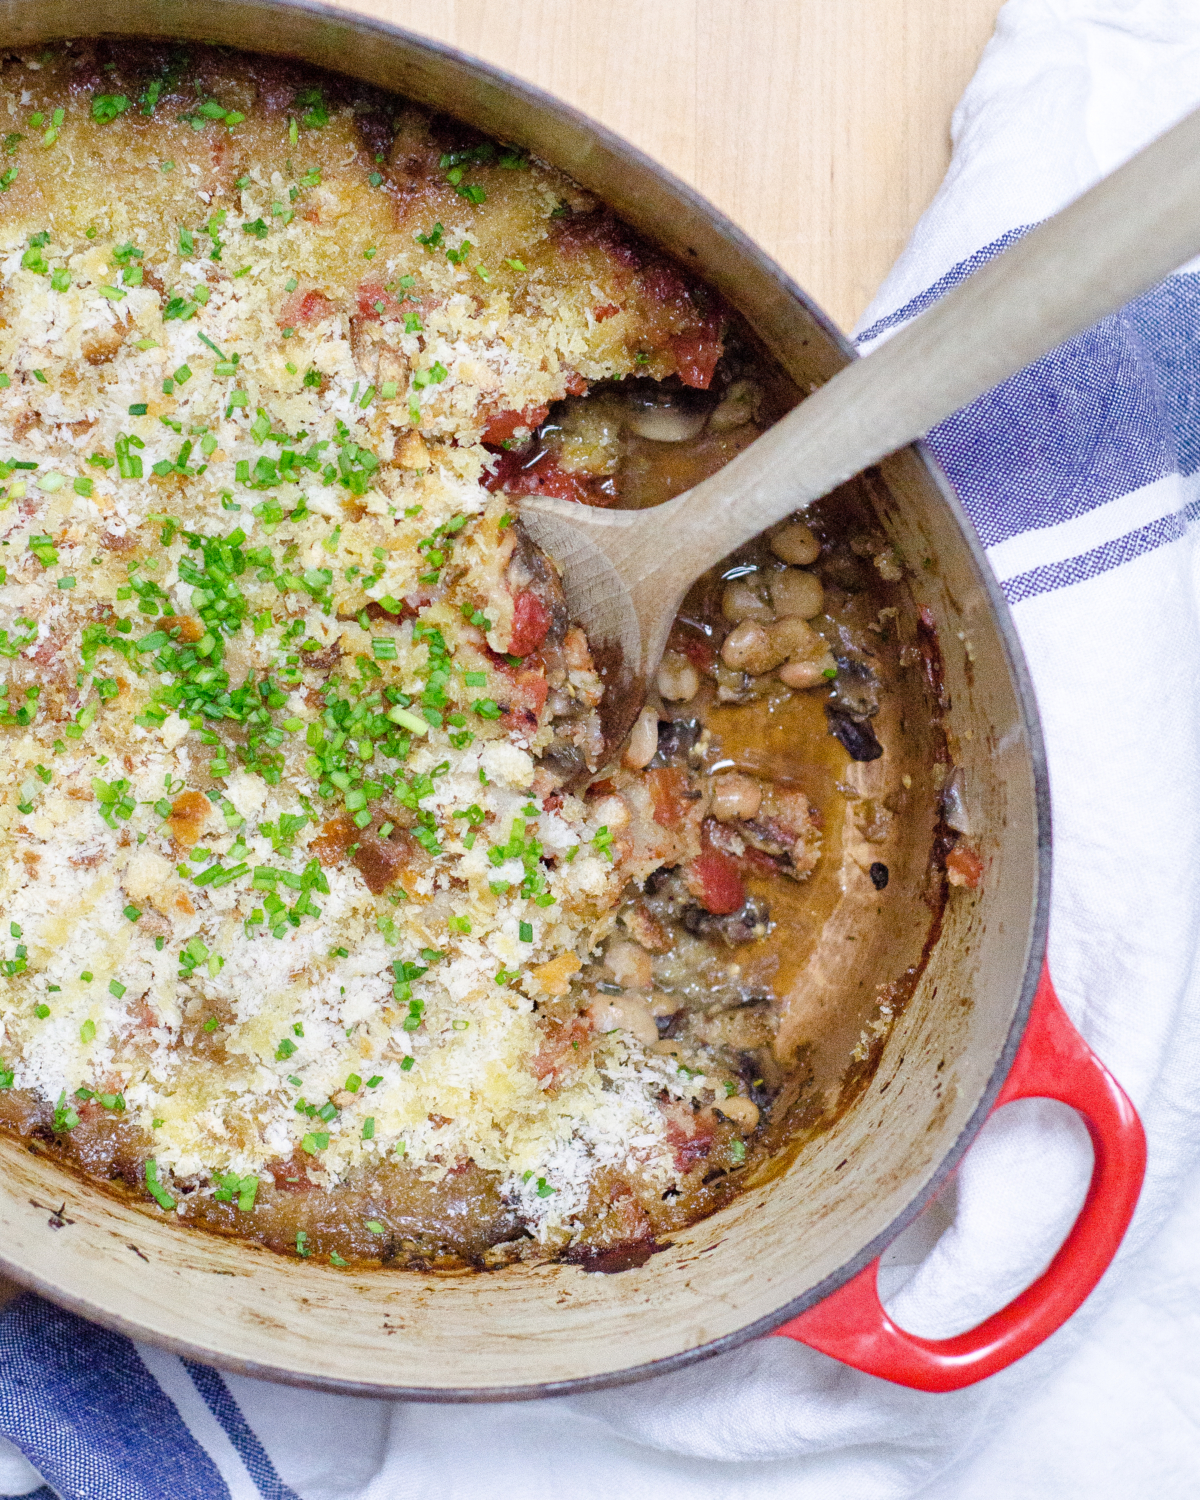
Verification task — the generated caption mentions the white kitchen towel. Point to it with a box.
[3,0,1200,1494]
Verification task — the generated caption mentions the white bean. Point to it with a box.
[721,620,780,674]
[770,520,821,566]
[708,379,757,432]
[710,772,763,823]
[721,578,774,624]
[721,1095,760,1131]
[587,994,659,1047]
[778,658,830,690]
[622,705,659,769]
[768,615,825,662]
[656,651,700,702]
[768,568,824,620]
[605,939,654,989]
[625,395,708,442]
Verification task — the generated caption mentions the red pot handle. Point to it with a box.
[772,963,1145,1391]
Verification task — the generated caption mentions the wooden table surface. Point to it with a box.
[0,0,1005,1314]
[330,0,1006,332]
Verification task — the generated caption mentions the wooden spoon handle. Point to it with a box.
[648,101,1200,580]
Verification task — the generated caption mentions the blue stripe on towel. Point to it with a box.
[1126,276,1200,478]
[184,1361,301,1500]
[856,227,1032,346]
[928,311,1175,549]
[858,230,1200,570]
[1000,499,1199,604]
[0,1295,232,1500]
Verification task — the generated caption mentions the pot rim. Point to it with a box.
[0,0,1054,1400]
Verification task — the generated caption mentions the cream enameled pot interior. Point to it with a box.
[0,0,1050,1397]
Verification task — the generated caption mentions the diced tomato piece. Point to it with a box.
[481,404,550,446]
[671,316,722,389]
[497,664,549,733]
[554,211,643,272]
[485,449,609,506]
[531,1016,592,1088]
[564,371,589,395]
[687,849,746,915]
[639,260,693,312]
[669,627,716,675]
[509,590,552,658]
[355,281,405,320]
[947,843,984,890]
[646,766,689,829]
[279,287,335,327]
[482,445,526,492]
[519,459,600,504]
[662,1103,717,1172]
[266,1158,317,1192]
[593,303,620,322]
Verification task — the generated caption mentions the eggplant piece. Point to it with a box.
[681,896,770,946]
[826,707,883,761]
[828,656,880,720]
[652,716,701,766]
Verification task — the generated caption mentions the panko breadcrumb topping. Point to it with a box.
[0,43,738,1252]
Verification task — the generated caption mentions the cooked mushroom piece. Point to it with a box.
[623,384,713,441]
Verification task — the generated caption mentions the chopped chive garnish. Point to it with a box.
[145,1158,175,1210]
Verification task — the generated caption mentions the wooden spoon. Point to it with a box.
[519,104,1200,756]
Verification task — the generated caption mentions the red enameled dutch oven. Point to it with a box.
[0,0,1145,1397]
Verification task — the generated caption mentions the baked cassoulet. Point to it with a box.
[0,43,965,1272]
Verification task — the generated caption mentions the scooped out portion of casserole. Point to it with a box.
[0,42,950,1272]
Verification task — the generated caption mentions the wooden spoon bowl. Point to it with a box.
[523,100,1200,759]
